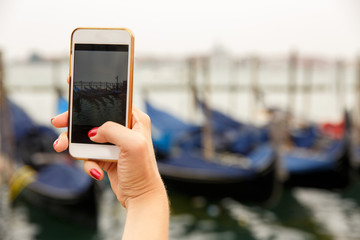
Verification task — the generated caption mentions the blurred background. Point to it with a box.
[1,0,360,239]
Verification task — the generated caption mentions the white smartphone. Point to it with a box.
[68,28,134,161]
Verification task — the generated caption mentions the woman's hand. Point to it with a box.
[52,76,169,239]
[51,107,166,208]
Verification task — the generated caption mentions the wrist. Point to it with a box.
[125,183,168,209]
[123,183,169,240]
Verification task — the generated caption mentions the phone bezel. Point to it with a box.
[68,28,134,161]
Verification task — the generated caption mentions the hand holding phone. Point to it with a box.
[53,28,169,238]
[52,106,169,239]
[68,28,134,161]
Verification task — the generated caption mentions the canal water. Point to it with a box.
[2,182,360,240]
[1,54,360,239]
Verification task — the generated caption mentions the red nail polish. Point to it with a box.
[51,118,55,124]
[53,139,59,150]
[90,169,101,180]
[88,127,99,138]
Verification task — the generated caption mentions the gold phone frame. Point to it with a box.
[68,27,134,161]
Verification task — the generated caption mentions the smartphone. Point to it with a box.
[68,28,134,161]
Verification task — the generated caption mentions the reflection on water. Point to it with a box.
[0,186,38,240]
[294,188,360,240]
[7,206,39,240]
[170,215,236,240]
[223,198,314,240]
[73,94,125,126]
[4,178,360,239]
[97,189,126,240]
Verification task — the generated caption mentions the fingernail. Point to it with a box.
[90,169,101,180]
[88,127,99,138]
[53,139,59,150]
[51,118,55,124]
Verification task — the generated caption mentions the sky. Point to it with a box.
[0,0,359,61]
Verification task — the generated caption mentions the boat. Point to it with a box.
[194,103,352,190]
[283,121,352,189]
[146,101,280,203]
[196,100,270,155]
[4,100,100,227]
[349,92,360,175]
[351,119,360,174]
[145,101,200,157]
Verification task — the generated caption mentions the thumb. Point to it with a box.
[89,121,139,148]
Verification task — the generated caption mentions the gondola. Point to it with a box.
[349,105,360,175]
[283,122,352,189]
[146,102,280,203]
[6,100,100,227]
[207,105,352,189]
[190,102,352,190]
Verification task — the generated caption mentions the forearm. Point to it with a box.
[122,187,169,240]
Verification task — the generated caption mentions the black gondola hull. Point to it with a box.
[285,140,354,189]
[159,154,281,203]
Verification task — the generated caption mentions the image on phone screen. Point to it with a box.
[72,44,129,144]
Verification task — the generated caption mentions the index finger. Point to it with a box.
[51,111,69,128]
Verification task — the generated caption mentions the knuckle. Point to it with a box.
[99,121,115,135]
[102,121,114,129]
[133,135,148,153]
[143,113,151,125]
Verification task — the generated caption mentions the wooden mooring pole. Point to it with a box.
[355,57,360,138]
[0,51,15,182]
[250,56,260,120]
[357,57,360,109]
[0,50,7,155]
[0,51,14,240]
[0,51,15,185]
[335,59,345,117]
[187,57,198,122]
[287,51,298,118]
[302,59,313,121]
[201,57,215,160]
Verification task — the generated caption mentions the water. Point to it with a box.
[166,182,360,240]
[2,53,360,239]
[4,184,360,240]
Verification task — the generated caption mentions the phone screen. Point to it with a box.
[71,44,129,144]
